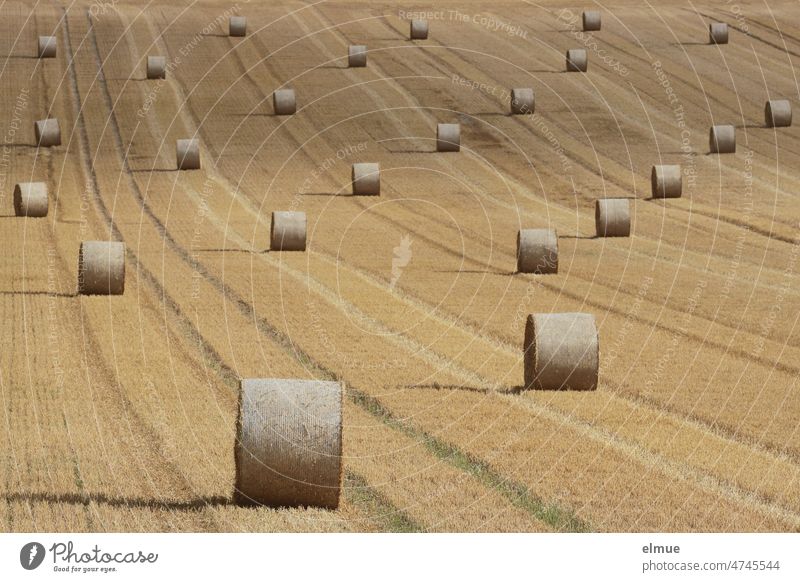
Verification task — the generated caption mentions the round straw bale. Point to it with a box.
[595,199,630,237]
[78,241,125,295]
[38,36,56,58]
[583,10,601,31]
[146,56,166,79]
[229,16,247,37]
[235,378,342,508]
[523,313,598,391]
[410,19,429,40]
[765,100,792,128]
[352,163,380,195]
[35,118,61,147]
[517,228,558,274]
[709,22,728,44]
[566,48,588,72]
[348,45,367,67]
[709,124,736,153]
[273,88,296,115]
[176,138,201,170]
[651,165,682,198]
[436,123,460,152]
[13,182,48,217]
[271,211,307,251]
[510,88,535,115]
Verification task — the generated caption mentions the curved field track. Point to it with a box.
[1,0,798,532]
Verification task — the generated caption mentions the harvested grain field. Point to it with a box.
[1,0,799,532]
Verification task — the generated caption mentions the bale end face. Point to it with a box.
[35,119,61,147]
[229,16,247,37]
[176,139,201,170]
[709,22,729,44]
[352,163,380,196]
[566,49,588,72]
[595,199,630,237]
[650,165,682,198]
[709,125,736,154]
[348,45,367,67]
[582,11,601,31]
[78,241,125,296]
[510,88,535,115]
[410,19,429,39]
[146,56,166,79]
[274,89,297,115]
[436,123,460,152]
[235,378,343,509]
[13,182,49,217]
[523,313,599,391]
[271,211,307,251]
[517,229,558,274]
[765,100,792,128]
[38,36,56,58]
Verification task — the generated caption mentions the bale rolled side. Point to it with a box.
[176,138,201,170]
[38,36,56,58]
[35,119,61,147]
[566,48,588,72]
[510,88,535,115]
[709,124,736,153]
[78,241,125,295]
[271,211,307,251]
[595,199,630,237]
[765,100,792,128]
[410,19,429,39]
[583,10,601,31]
[274,89,296,115]
[13,182,48,217]
[146,56,166,79]
[352,163,380,196]
[235,378,342,508]
[517,228,558,274]
[229,16,247,37]
[348,45,367,67]
[651,165,682,198]
[436,123,460,152]
[709,22,728,44]
[523,313,599,391]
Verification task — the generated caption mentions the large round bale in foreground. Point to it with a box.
[146,56,166,79]
[352,163,380,195]
[410,19,429,39]
[517,228,558,274]
[566,48,588,72]
[651,165,682,198]
[229,16,247,37]
[35,118,61,147]
[583,10,601,31]
[523,313,599,391]
[38,36,56,58]
[595,199,630,237]
[176,138,200,170]
[348,45,367,67]
[14,182,48,217]
[436,123,460,152]
[273,89,296,115]
[78,241,125,295]
[510,88,535,115]
[765,100,792,128]
[271,211,307,251]
[709,124,736,153]
[235,378,342,508]
[709,22,728,44]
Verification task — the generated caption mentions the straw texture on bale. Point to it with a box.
[273,89,296,115]
[410,19,428,39]
[583,10,601,31]
[35,119,61,147]
[13,182,48,217]
[709,124,736,153]
[709,22,728,44]
[38,36,56,58]
[352,163,380,195]
[517,228,558,274]
[229,16,246,37]
[348,45,367,67]
[523,313,599,391]
[176,138,200,170]
[566,48,588,72]
[765,100,792,127]
[271,211,307,251]
[436,123,460,152]
[146,56,166,79]
[510,88,535,115]
[595,199,630,237]
[235,378,342,508]
[651,165,682,198]
[78,241,125,296]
